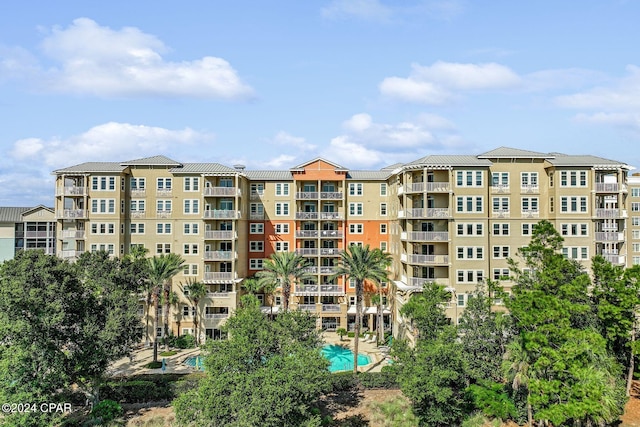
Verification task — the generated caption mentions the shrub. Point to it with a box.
[358,370,398,389]
[347,332,355,338]
[329,372,358,391]
[91,399,123,424]
[160,350,178,356]
[175,334,196,349]
[465,381,517,421]
[144,361,163,369]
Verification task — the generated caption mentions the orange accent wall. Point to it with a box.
[292,160,347,181]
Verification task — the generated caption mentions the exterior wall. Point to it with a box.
[0,224,15,261]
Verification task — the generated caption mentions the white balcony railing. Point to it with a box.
[56,186,86,196]
[296,212,318,220]
[60,230,85,239]
[57,209,86,219]
[320,285,342,294]
[596,209,621,219]
[595,183,620,193]
[403,231,448,241]
[60,250,84,259]
[320,192,343,199]
[320,248,341,256]
[131,211,146,218]
[303,266,337,274]
[492,209,510,218]
[204,187,240,196]
[321,304,341,312]
[130,189,146,197]
[204,210,241,219]
[204,251,234,261]
[407,254,449,265]
[296,192,318,199]
[521,210,539,218]
[205,230,235,239]
[296,230,318,238]
[320,212,343,220]
[156,210,172,218]
[595,232,625,242]
[602,254,625,265]
[295,248,318,256]
[204,272,235,281]
[491,184,510,193]
[25,231,53,238]
[298,304,317,312]
[204,313,229,319]
[320,230,343,238]
[207,291,231,298]
[521,185,539,194]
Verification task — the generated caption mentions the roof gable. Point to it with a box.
[478,146,553,159]
[121,155,182,167]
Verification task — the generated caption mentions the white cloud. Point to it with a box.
[340,113,435,148]
[262,154,297,168]
[321,0,392,21]
[323,136,386,168]
[271,131,317,151]
[380,61,521,104]
[3,18,253,99]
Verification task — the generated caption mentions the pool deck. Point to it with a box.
[109,332,389,376]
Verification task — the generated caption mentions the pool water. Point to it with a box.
[184,355,204,370]
[322,344,371,372]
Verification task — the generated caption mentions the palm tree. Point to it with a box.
[243,276,277,319]
[169,290,181,337]
[256,252,312,312]
[124,246,151,346]
[182,280,207,345]
[330,244,391,374]
[503,339,533,427]
[148,253,185,363]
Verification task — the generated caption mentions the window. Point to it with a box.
[90,223,115,234]
[380,224,387,234]
[560,223,589,236]
[521,172,538,189]
[275,203,289,216]
[380,203,387,216]
[275,223,289,234]
[562,247,589,260]
[157,200,172,212]
[250,241,264,252]
[633,256,640,266]
[156,243,171,254]
[492,223,510,236]
[349,224,363,234]
[456,170,483,187]
[380,183,387,196]
[632,188,640,197]
[521,197,539,212]
[633,217,640,226]
[250,203,264,217]
[250,259,264,270]
[183,306,196,317]
[91,199,116,213]
[633,230,640,239]
[456,247,484,260]
[491,172,509,187]
[456,196,483,213]
[632,203,640,212]
[156,223,171,234]
[349,183,363,196]
[456,270,485,283]
[131,177,146,190]
[184,177,200,191]
[492,197,509,212]
[275,242,289,252]
[633,243,640,252]
[184,223,199,234]
[183,264,198,275]
[492,246,510,258]
[380,241,387,251]
[349,203,363,216]
[131,200,145,212]
[560,197,588,213]
[275,183,289,196]
[251,183,264,196]
[184,200,200,214]
[560,171,587,187]
[493,268,510,280]
[157,178,172,190]
[522,223,534,236]
[91,176,116,191]
[250,223,264,234]
[129,223,144,234]
[183,244,199,255]
[456,223,483,236]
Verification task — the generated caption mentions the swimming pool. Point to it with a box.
[321,344,371,372]
[184,355,204,370]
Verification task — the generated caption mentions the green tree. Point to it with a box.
[182,279,207,345]
[256,251,312,312]
[173,295,330,426]
[147,253,185,362]
[330,244,390,374]
[0,251,143,427]
[124,246,151,346]
[392,283,468,426]
[243,276,277,319]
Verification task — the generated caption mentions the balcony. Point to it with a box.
[204,272,235,282]
[521,185,539,194]
[60,250,84,259]
[406,277,450,288]
[491,185,510,194]
[204,313,229,319]
[204,251,234,261]
[204,210,241,219]
[205,230,236,240]
[249,212,265,220]
[404,254,449,265]
[295,248,318,256]
[298,304,317,312]
[320,248,341,256]
[156,210,172,219]
[320,192,343,200]
[405,182,424,193]
[296,192,318,200]
[296,230,318,238]
[596,209,627,219]
[56,186,86,196]
[320,230,343,238]
[156,189,172,196]
[595,183,621,193]
[303,266,339,275]
[602,254,626,265]
[296,212,318,220]
[399,208,451,219]
[60,230,85,239]
[521,209,539,219]
[295,285,318,294]
[25,231,53,238]
[320,284,343,295]
[492,209,510,218]
[321,304,341,312]
[595,232,625,242]
[130,189,146,197]
[250,190,263,200]
[57,209,86,219]
[131,211,146,219]
[321,212,343,220]
[204,187,240,196]
[206,291,231,298]
[401,231,448,242]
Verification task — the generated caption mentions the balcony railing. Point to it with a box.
[405,254,449,265]
[402,231,448,241]
[521,185,539,194]
[406,182,424,193]
[320,284,342,294]
[602,254,625,265]
[596,209,625,219]
[295,285,318,294]
[595,183,620,193]
[296,212,318,220]
[57,209,86,219]
[406,277,450,288]
[204,187,240,196]
[156,210,172,218]
[207,291,231,298]
[25,231,53,238]
[320,230,343,238]
[204,272,235,281]
[400,208,451,219]
[131,211,146,219]
[492,209,510,218]
[250,190,263,200]
[130,189,146,197]
[296,230,318,238]
[60,250,84,259]
[320,248,341,256]
[60,230,85,239]
[296,192,318,199]
[303,266,338,274]
[205,230,235,240]
[156,189,172,196]
[521,209,539,218]
[490,185,510,194]
[295,248,318,256]
[204,251,234,261]
[321,212,343,220]
[204,313,229,319]
[56,186,86,196]
[321,304,341,312]
[249,212,265,220]
[204,210,241,219]
[320,192,343,199]
[595,232,625,242]
[298,304,317,312]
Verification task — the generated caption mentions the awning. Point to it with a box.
[347,306,391,315]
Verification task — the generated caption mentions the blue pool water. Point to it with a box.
[184,345,372,373]
[322,344,371,372]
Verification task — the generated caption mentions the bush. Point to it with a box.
[160,350,178,356]
[347,332,355,338]
[100,377,177,403]
[91,399,123,424]
[144,361,163,369]
[175,334,196,349]
[465,381,517,421]
[329,372,358,391]
[358,370,399,389]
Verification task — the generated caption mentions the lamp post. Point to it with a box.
[443,286,457,325]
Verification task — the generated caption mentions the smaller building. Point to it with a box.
[0,206,56,262]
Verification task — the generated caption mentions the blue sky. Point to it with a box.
[1,0,640,205]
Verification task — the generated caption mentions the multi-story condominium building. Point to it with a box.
[52,147,637,345]
[0,205,56,261]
